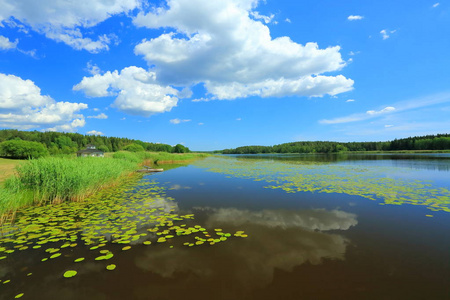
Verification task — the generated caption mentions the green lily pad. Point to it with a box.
[63,270,77,278]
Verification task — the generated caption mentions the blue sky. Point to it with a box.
[0,0,449,151]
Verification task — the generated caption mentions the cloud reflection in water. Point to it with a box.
[134,207,357,297]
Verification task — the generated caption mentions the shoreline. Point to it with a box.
[0,152,208,225]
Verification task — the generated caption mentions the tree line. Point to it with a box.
[220,134,450,154]
[0,129,190,158]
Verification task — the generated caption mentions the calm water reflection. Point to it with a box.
[0,154,449,299]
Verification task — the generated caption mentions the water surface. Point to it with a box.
[1,154,449,299]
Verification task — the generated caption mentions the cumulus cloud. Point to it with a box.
[0,35,18,50]
[348,15,364,21]
[170,118,191,124]
[250,11,275,24]
[133,0,353,100]
[0,73,87,131]
[432,3,440,8]
[86,130,104,135]
[346,99,355,102]
[87,113,108,119]
[0,0,141,52]
[73,66,181,116]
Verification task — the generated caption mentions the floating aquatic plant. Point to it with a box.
[0,174,247,293]
[63,270,77,278]
[194,157,450,213]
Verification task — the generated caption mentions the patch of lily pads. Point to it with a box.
[194,157,450,213]
[0,175,247,290]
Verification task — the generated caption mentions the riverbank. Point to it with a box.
[0,152,208,224]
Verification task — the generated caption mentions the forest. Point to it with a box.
[0,129,190,157]
[220,134,450,154]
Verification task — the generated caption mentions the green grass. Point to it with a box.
[0,151,208,222]
[112,151,209,164]
[4,156,138,204]
[0,158,25,185]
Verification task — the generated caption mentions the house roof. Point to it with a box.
[76,149,104,154]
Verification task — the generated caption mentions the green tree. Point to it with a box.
[97,145,110,152]
[173,144,190,153]
[0,140,48,159]
[123,143,145,152]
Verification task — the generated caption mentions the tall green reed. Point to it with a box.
[4,156,138,205]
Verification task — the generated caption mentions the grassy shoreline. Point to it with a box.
[0,152,208,224]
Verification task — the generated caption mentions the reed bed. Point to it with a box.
[3,156,138,208]
[113,151,209,164]
[0,151,208,222]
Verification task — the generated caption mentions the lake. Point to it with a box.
[1,153,449,299]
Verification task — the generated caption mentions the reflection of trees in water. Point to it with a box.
[134,208,357,298]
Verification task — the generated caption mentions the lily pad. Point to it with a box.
[63,270,77,278]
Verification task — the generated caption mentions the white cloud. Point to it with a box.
[285,18,291,23]
[320,92,450,125]
[319,106,396,125]
[366,106,395,115]
[384,125,394,128]
[0,35,18,50]
[0,0,141,52]
[432,3,440,8]
[250,11,275,24]
[236,118,242,121]
[0,73,88,131]
[380,29,396,40]
[86,61,101,75]
[73,66,181,116]
[347,15,364,21]
[170,118,191,124]
[191,98,210,102]
[133,0,353,100]
[87,113,108,119]
[86,130,104,135]
[205,75,353,100]
[198,122,204,125]
[346,99,355,102]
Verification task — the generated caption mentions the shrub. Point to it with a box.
[123,143,145,152]
[0,140,48,159]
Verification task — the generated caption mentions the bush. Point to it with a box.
[97,145,110,152]
[0,140,48,159]
[173,144,190,153]
[123,143,145,152]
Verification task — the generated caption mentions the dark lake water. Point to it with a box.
[1,154,449,299]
